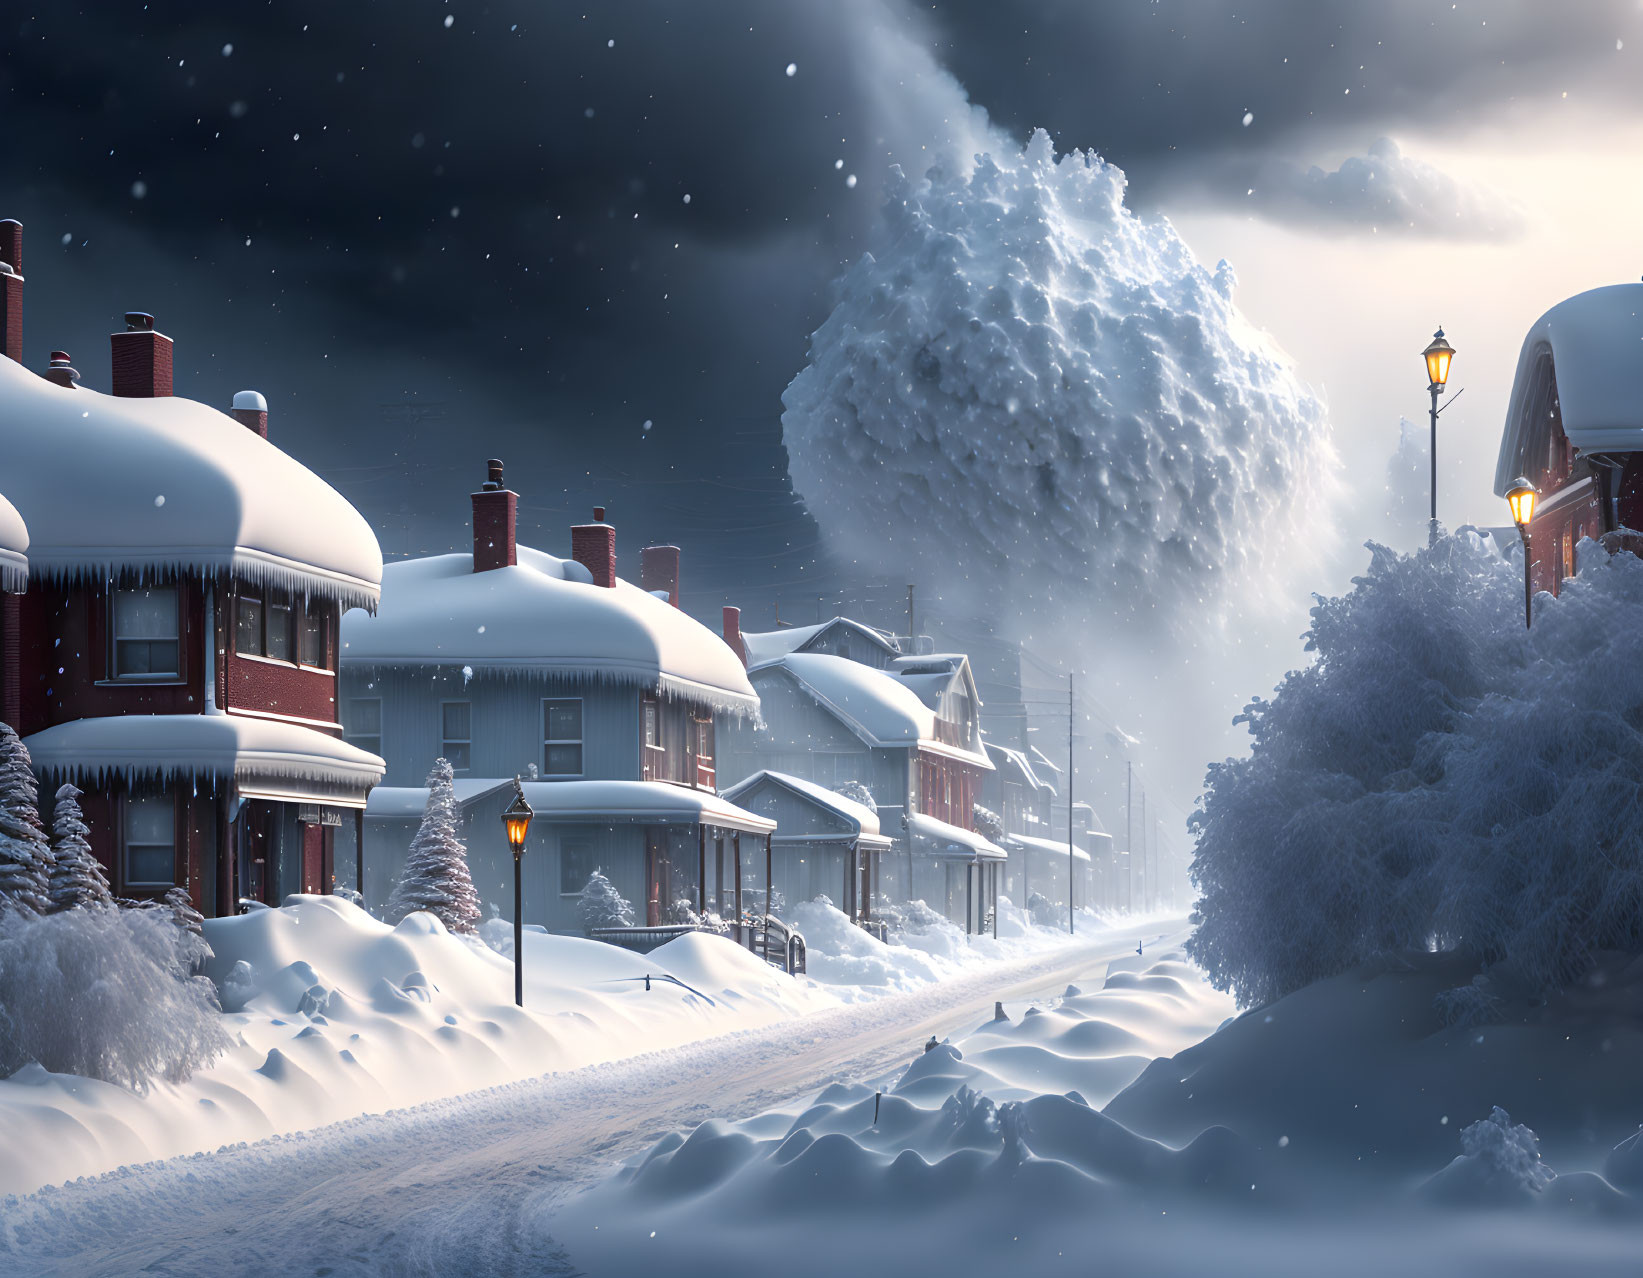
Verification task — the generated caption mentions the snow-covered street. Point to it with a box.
[0,916,1177,1276]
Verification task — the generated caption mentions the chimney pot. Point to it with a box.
[722,606,747,666]
[43,351,80,389]
[231,389,269,438]
[640,544,681,607]
[593,506,606,523]
[0,219,20,365]
[110,312,173,397]
[571,510,617,588]
[471,458,518,572]
[125,311,155,332]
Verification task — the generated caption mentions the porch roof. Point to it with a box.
[720,769,893,847]
[1004,832,1092,863]
[906,812,1006,861]
[519,780,775,835]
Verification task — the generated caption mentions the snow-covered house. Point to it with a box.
[717,625,1002,932]
[339,464,773,931]
[0,223,385,914]
[1494,281,1643,598]
[720,770,892,924]
[0,490,28,725]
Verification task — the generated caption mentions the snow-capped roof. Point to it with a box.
[23,715,385,806]
[0,490,26,593]
[984,742,1053,792]
[754,652,991,768]
[720,770,890,844]
[340,547,758,717]
[0,357,382,609]
[1004,832,1091,863]
[741,617,900,667]
[517,780,775,835]
[906,813,1006,861]
[365,778,515,818]
[1495,282,1643,494]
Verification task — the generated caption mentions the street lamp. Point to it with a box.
[1422,327,1456,547]
[501,778,534,1007]
[1507,476,1538,629]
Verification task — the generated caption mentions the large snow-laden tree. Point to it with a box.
[1188,532,1643,1010]
[385,758,482,934]
[47,783,114,913]
[577,868,635,934]
[0,724,53,916]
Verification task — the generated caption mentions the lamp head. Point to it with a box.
[502,778,534,851]
[1423,327,1455,389]
[1507,477,1537,528]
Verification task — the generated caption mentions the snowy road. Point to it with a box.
[1,917,1181,1277]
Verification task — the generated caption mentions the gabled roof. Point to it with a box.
[0,356,382,609]
[1494,282,1643,494]
[984,742,1054,792]
[0,491,26,593]
[741,616,900,667]
[341,546,759,717]
[364,777,774,834]
[752,652,991,769]
[721,770,891,846]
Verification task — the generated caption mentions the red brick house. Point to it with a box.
[0,219,384,916]
[1494,282,1643,598]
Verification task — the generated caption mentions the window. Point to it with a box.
[266,592,293,661]
[124,795,175,887]
[643,699,659,749]
[234,593,264,656]
[345,697,382,755]
[233,587,302,661]
[559,839,597,896]
[543,698,583,776]
[111,586,180,678]
[300,603,329,668]
[693,717,715,788]
[441,700,472,771]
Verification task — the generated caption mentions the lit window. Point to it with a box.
[112,586,180,678]
[544,699,583,776]
[441,701,472,772]
[124,795,175,887]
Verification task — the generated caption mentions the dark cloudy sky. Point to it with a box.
[3,0,1641,629]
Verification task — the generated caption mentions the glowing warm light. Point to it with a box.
[1507,477,1537,527]
[502,784,534,850]
[1423,327,1455,388]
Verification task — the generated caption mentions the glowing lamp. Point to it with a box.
[502,783,534,853]
[1423,327,1455,389]
[1507,477,1537,528]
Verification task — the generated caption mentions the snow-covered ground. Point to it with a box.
[0,893,1134,1197]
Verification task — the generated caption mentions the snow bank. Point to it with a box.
[782,128,1332,644]
[0,895,832,1195]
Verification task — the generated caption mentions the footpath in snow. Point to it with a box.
[0,892,1134,1197]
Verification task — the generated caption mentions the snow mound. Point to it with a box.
[782,128,1332,643]
[1420,1107,1554,1206]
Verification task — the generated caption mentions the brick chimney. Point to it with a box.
[43,351,80,389]
[0,219,21,366]
[571,507,616,589]
[111,311,173,397]
[722,606,747,666]
[231,389,269,438]
[640,544,681,607]
[471,459,518,573]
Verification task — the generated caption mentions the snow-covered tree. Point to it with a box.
[47,783,113,913]
[385,758,481,934]
[1188,532,1643,1009]
[577,868,635,933]
[831,780,876,813]
[972,803,1004,842]
[0,724,52,916]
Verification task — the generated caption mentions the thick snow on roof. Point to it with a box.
[1495,283,1643,492]
[907,812,1006,861]
[721,770,888,843]
[0,490,26,592]
[984,742,1053,792]
[341,547,758,716]
[758,652,991,768]
[365,778,514,818]
[741,616,899,667]
[1004,832,1091,862]
[0,358,382,609]
[517,780,775,834]
[23,714,384,805]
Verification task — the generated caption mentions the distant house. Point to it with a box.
[1494,282,1643,598]
[0,218,385,914]
[339,463,773,931]
[718,620,1001,932]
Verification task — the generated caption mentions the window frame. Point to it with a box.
[122,793,177,889]
[440,699,473,773]
[558,837,598,897]
[233,586,330,669]
[108,583,183,683]
[345,696,383,757]
[542,697,585,778]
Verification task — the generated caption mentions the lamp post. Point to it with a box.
[1422,327,1456,546]
[501,779,534,1007]
[1507,477,1538,629]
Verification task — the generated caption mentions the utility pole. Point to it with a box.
[906,584,916,653]
[1139,787,1147,912]
[1125,760,1133,914]
[1067,673,1075,935]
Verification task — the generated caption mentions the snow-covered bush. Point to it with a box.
[1025,892,1061,929]
[577,868,635,933]
[1421,1106,1553,1205]
[385,758,481,934]
[831,781,876,814]
[1190,532,1643,1007]
[47,783,113,912]
[0,906,230,1090]
[0,724,52,916]
[972,803,1004,842]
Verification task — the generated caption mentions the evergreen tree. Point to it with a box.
[47,783,114,913]
[385,758,481,934]
[577,868,635,933]
[0,724,52,915]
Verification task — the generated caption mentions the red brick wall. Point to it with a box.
[571,523,617,588]
[222,645,340,728]
[471,488,518,572]
[110,330,173,397]
[0,273,21,365]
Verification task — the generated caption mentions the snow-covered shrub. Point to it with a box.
[1421,1106,1553,1205]
[1190,532,1643,1007]
[0,906,230,1090]
[47,783,112,912]
[577,868,635,933]
[385,759,481,934]
[831,781,876,814]
[1025,892,1061,930]
[972,803,1004,842]
[0,724,52,916]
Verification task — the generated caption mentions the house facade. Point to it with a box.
[0,219,385,915]
[340,465,772,932]
[1494,282,1643,599]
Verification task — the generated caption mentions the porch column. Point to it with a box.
[847,839,858,921]
[765,831,773,917]
[356,808,366,906]
[733,832,742,922]
[965,860,974,935]
[697,823,707,915]
[216,790,237,919]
